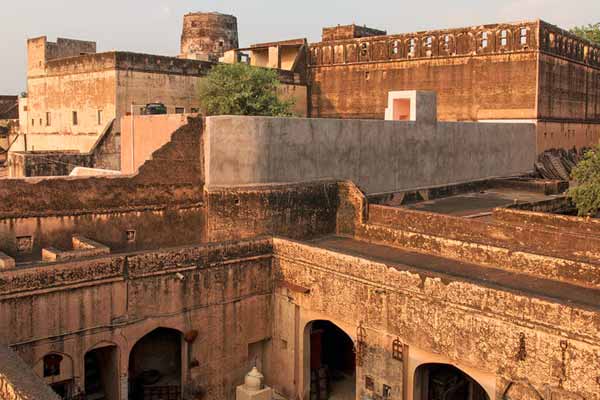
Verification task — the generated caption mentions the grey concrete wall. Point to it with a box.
[204,116,536,194]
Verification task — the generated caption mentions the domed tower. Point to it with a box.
[180,12,239,61]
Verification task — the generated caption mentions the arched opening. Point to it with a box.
[37,352,76,399]
[308,320,355,399]
[84,345,119,400]
[414,364,490,400]
[128,328,182,400]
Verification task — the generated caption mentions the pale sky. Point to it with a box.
[1,0,598,93]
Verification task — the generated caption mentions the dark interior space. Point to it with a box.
[414,364,489,400]
[309,320,355,400]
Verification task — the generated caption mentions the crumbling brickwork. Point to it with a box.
[180,12,239,61]
[206,181,340,242]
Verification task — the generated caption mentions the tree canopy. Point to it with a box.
[198,63,294,117]
[568,145,600,217]
[570,23,600,45]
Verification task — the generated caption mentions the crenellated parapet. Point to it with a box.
[309,21,540,66]
[539,20,600,67]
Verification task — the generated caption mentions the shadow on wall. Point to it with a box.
[0,117,205,261]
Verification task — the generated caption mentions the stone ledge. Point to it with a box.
[0,251,15,270]
[42,235,110,262]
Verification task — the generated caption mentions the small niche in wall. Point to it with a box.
[365,376,374,391]
[43,354,62,377]
[16,235,33,254]
[126,230,137,243]
[383,384,392,398]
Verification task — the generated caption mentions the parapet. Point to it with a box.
[311,20,600,68]
[322,24,387,42]
[27,36,96,76]
[41,235,110,263]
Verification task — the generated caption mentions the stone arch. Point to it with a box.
[439,34,456,56]
[390,38,404,59]
[496,28,513,51]
[84,342,120,400]
[502,381,544,400]
[128,327,184,400]
[455,32,474,54]
[414,362,491,400]
[304,319,356,400]
[310,47,321,65]
[322,46,333,65]
[406,37,418,58]
[515,26,531,49]
[421,35,437,57]
[358,41,371,62]
[34,352,77,397]
[477,30,493,54]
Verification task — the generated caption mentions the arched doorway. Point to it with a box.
[307,320,355,399]
[128,328,182,400]
[84,345,119,400]
[414,364,490,400]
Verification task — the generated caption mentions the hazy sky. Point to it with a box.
[1,0,598,93]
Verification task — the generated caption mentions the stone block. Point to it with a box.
[0,251,16,270]
[236,385,273,400]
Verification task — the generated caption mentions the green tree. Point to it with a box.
[568,145,600,217]
[198,63,294,117]
[570,23,600,45]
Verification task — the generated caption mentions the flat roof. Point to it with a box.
[310,236,600,311]
[404,187,559,218]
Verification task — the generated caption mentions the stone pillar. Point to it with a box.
[120,374,128,400]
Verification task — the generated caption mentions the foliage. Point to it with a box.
[570,23,600,45]
[198,63,294,117]
[568,145,600,217]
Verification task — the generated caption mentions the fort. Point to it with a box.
[0,10,599,400]
[4,16,600,177]
[1,101,600,400]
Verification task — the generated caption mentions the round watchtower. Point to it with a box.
[180,12,239,61]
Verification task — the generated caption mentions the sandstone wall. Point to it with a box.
[272,238,600,400]
[0,118,204,262]
[7,151,93,178]
[536,115,600,152]
[206,181,340,242]
[0,346,60,400]
[309,21,540,121]
[1,239,273,400]
[367,204,600,268]
[204,116,536,194]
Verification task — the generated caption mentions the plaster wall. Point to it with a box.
[120,114,193,174]
[23,67,116,152]
[204,116,536,194]
[115,69,202,127]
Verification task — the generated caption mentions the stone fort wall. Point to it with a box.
[308,20,600,152]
